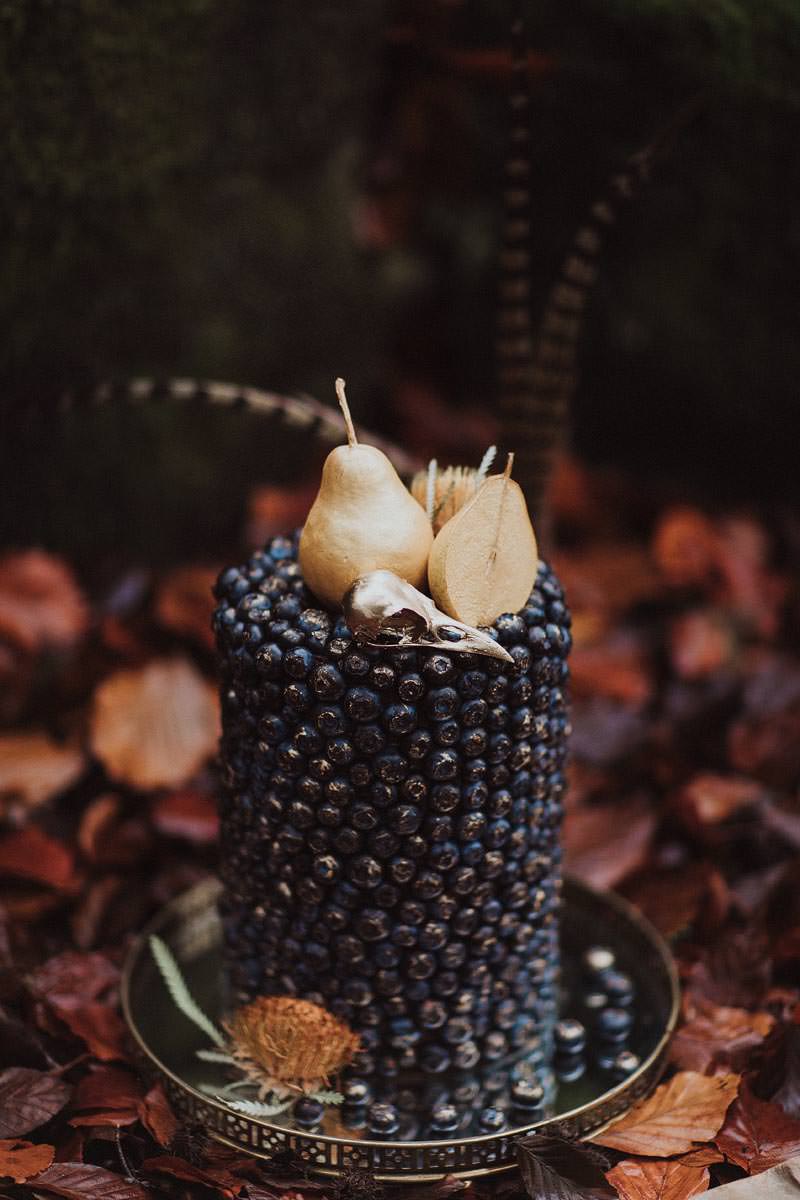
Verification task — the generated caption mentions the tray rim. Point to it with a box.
[121,874,679,1177]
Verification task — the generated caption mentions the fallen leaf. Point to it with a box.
[142,1153,248,1197]
[678,1146,725,1167]
[669,609,735,681]
[517,1134,614,1198]
[137,1084,178,1147]
[606,1157,709,1199]
[0,1067,71,1138]
[31,1161,148,1199]
[0,1138,55,1182]
[552,545,660,618]
[0,551,88,653]
[0,733,85,816]
[592,1071,739,1156]
[651,507,720,589]
[671,998,774,1073]
[564,796,656,890]
[675,772,765,828]
[571,633,653,706]
[246,482,318,548]
[0,826,77,891]
[684,925,772,1009]
[70,1068,143,1124]
[70,876,123,951]
[728,708,800,791]
[704,1156,800,1196]
[151,788,219,843]
[518,1134,612,1193]
[77,795,122,861]
[621,862,730,939]
[29,950,119,1010]
[155,565,220,650]
[55,1003,129,1062]
[89,658,220,790]
[716,1082,800,1174]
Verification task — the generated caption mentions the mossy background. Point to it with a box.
[2,0,799,567]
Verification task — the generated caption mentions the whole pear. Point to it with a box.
[299,382,433,609]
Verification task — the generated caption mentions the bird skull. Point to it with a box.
[342,570,514,663]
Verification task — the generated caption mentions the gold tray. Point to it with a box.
[121,876,678,1182]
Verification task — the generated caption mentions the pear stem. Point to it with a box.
[486,452,515,577]
[335,378,358,448]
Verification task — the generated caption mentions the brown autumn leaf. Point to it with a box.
[670,998,774,1073]
[142,1153,249,1197]
[77,795,121,862]
[551,545,660,619]
[716,1082,800,1174]
[0,732,85,817]
[677,1146,725,1167]
[592,1071,740,1156]
[606,1157,709,1200]
[669,609,735,681]
[694,1157,800,1197]
[651,507,720,589]
[0,551,89,654]
[89,657,220,790]
[570,633,653,706]
[137,1084,178,1147]
[0,1138,55,1183]
[246,481,318,547]
[31,1161,148,1199]
[564,796,657,891]
[0,1068,71,1138]
[69,1067,143,1127]
[29,950,119,1010]
[620,862,730,940]
[0,826,77,891]
[154,564,220,650]
[55,1003,129,1062]
[151,788,219,843]
[683,924,772,1009]
[675,772,765,828]
[69,876,123,951]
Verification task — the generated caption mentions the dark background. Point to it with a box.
[2,0,799,566]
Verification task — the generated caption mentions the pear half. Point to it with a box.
[427,469,538,627]
[299,381,433,609]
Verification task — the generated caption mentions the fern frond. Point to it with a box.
[224,1096,293,1117]
[149,935,226,1047]
[196,1048,236,1063]
[310,1088,343,1105]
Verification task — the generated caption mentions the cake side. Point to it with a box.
[213,531,570,1081]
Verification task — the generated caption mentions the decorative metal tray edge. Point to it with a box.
[121,876,679,1182]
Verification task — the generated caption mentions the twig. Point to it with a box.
[335,378,358,447]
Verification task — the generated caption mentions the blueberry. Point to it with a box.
[612,1049,641,1078]
[583,946,616,975]
[368,1103,399,1135]
[601,970,635,1007]
[429,1103,459,1133]
[510,1079,544,1110]
[595,1006,633,1042]
[479,1107,506,1132]
[345,686,381,722]
[294,1097,324,1127]
[419,1044,451,1074]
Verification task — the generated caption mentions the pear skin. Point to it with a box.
[427,470,538,626]
[299,442,433,609]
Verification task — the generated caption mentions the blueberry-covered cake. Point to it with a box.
[212,383,571,1094]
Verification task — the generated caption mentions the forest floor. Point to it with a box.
[1,455,800,1199]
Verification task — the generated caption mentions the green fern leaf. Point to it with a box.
[224,1096,292,1117]
[310,1088,343,1105]
[149,935,226,1047]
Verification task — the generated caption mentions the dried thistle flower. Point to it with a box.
[225,996,360,1095]
[411,447,496,533]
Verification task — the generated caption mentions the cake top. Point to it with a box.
[297,379,539,660]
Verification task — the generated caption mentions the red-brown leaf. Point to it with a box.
[0,1068,71,1138]
[89,658,220,790]
[564,797,657,890]
[593,1071,739,1156]
[0,1138,55,1182]
[142,1153,248,1197]
[56,1004,129,1062]
[0,733,85,817]
[670,998,774,1073]
[0,551,89,653]
[137,1084,179,1147]
[621,862,730,940]
[70,1067,143,1124]
[669,609,735,681]
[0,826,77,891]
[154,565,220,650]
[31,1162,148,1199]
[29,951,119,1011]
[151,788,219,843]
[606,1157,710,1199]
[675,772,765,828]
[716,1082,800,1174]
